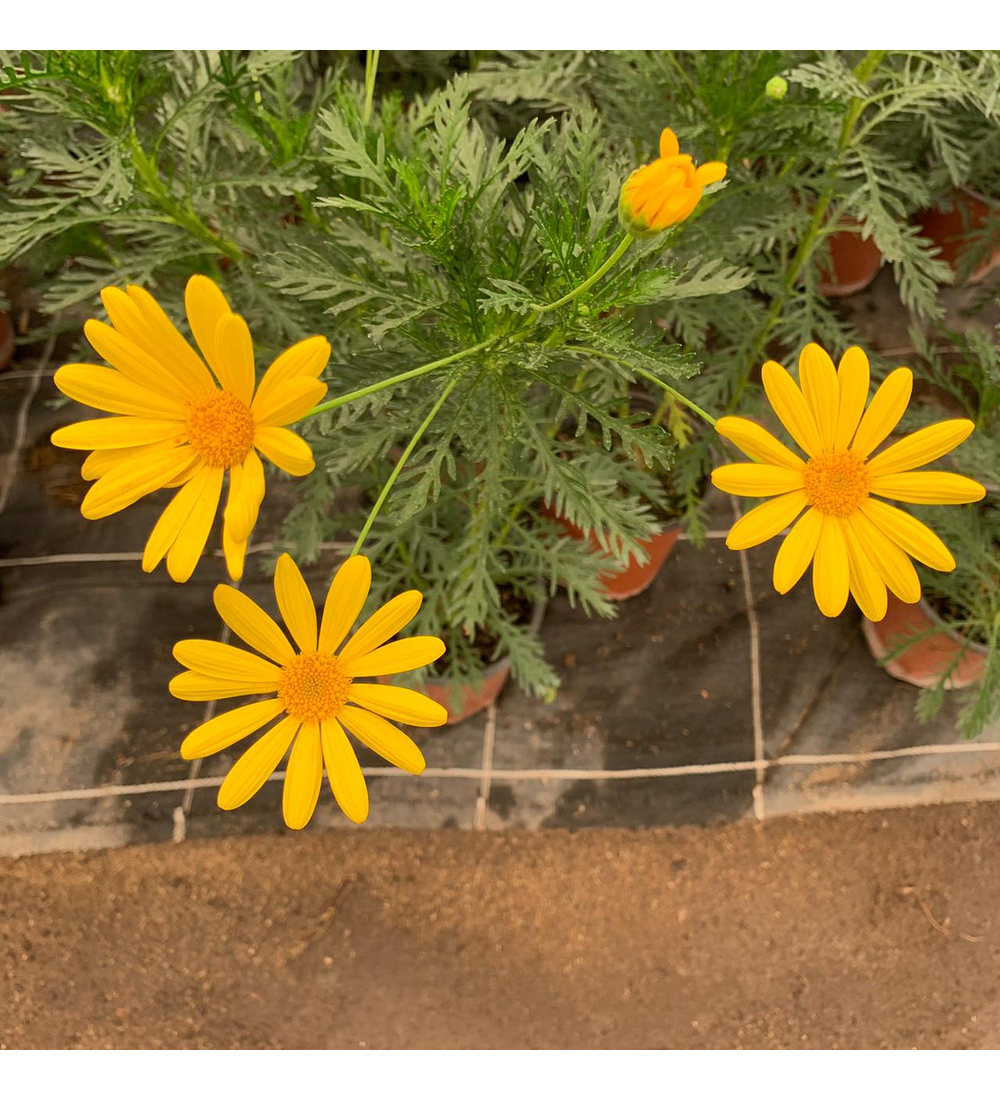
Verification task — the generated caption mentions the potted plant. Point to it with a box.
[914,187,1000,286]
[862,320,999,737]
[542,390,710,600]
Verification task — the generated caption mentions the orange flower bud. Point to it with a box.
[618,127,727,238]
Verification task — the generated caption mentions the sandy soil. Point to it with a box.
[3,801,1000,1049]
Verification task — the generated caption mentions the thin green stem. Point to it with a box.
[632,368,717,428]
[728,48,886,412]
[352,375,459,556]
[304,339,492,419]
[363,50,380,126]
[129,131,243,264]
[563,345,718,428]
[529,234,634,314]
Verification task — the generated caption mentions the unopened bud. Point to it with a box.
[765,76,788,101]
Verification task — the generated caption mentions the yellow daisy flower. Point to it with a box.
[711,344,986,621]
[171,553,447,828]
[51,275,331,583]
[619,127,727,238]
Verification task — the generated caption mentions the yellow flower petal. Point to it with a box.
[812,515,850,618]
[710,463,805,498]
[773,507,824,595]
[254,336,331,410]
[282,722,323,830]
[80,446,194,520]
[761,359,824,458]
[275,553,318,652]
[52,417,184,451]
[168,670,273,701]
[320,717,369,824]
[725,490,808,551]
[659,128,679,158]
[84,320,188,402]
[82,443,160,481]
[180,698,285,760]
[213,311,256,406]
[860,498,955,572]
[125,283,216,395]
[54,364,188,419]
[100,287,205,400]
[870,471,985,505]
[338,705,426,775]
[337,590,423,664]
[798,343,839,451]
[865,419,976,477]
[253,426,316,476]
[834,347,870,449]
[173,639,282,684]
[223,527,248,583]
[342,636,446,678]
[845,511,921,604]
[165,465,225,583]
[185,274,233,382]
[213,585,296,665]
[694,162,727,186]
[143,466,211,574]
[346,682,447,727]
[318,555,373,656]
[217,715,299,811]
[714,416,804,469]
[850,367,913,458]
[251,376,327,429]
[843,520,887,622]
[224,450,265,545]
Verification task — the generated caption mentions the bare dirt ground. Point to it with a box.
[3,800,1000,1049]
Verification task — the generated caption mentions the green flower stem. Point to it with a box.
[303,339,492,419]
[129,132,244,264]
[352,374,460,556]
[631,368,717,429]
[363,50,380,126]
[729,48,886,412]
[563,345,718,429]
[529,233,634,314]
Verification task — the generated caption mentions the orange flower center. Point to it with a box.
[277,652,352,723]
[803,450,871,518]
[186,390,255,468]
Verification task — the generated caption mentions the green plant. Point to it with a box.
[1,50,742,700]
[905,317,1000,737]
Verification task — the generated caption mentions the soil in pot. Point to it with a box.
[861,591,988,690]
[914,187,1000,286]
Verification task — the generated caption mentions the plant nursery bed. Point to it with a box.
[1,269,999,856]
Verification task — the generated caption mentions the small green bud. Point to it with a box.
[765,75,788,101]
[577,303,591,317]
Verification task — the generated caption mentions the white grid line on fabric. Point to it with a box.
[3,740,1000,806]
[472,702,498,831]
[730,496,767,822]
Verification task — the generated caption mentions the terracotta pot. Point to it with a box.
[914,187,1000,286]
[816,218,883,297]
[861,592,988,690]
[543,502,683,601]
[383,591,547,726]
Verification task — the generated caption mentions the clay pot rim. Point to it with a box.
[915,595,990,656]
[422,583,548,686]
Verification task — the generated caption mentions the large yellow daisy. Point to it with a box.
[171,553,447,828]
[51,275,330,583]
[712,344,986,621]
